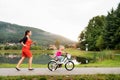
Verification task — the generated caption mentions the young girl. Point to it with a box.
[16,30,35,71]
[55,46,65,62]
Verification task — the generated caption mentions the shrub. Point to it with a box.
[31,46,42,50]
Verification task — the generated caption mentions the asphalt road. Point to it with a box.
[0,68,120,76]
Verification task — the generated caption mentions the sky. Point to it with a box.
[0,0,120,41]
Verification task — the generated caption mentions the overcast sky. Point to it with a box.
[0,0,120,41]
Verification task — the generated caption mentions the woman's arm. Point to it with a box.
[19,36,27,46]
[21,42,26,46]
[32,41,37,45]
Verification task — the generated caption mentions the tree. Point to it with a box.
[78,31,85,41]
[78,15,106,51]
[104,4,120,49]
[114,3,120,49]
[96,35,104,50]
[78,31,86,50]
[55,40,60,49]
[78,3,120,50]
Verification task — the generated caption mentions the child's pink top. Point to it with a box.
[56,50,62,56]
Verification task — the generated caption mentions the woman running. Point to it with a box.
[16,30,35,71]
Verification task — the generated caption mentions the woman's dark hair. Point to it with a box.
[25,30,31,36]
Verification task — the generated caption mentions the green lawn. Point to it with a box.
[76,60,120,67]
[0,50,53,55]
[0,74,120,80]
[0,49,120,56]
[0,49,120,68]
[0,63,47,68]
[0,59,120,68]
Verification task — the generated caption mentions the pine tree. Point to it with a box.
[104,3,120,49]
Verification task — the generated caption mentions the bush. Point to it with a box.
[4,46,11,50]
[76,56,92,64]
[31,46,42,50]
[4,45,22,50]
[115,44,120,49]
[0,46,4,50]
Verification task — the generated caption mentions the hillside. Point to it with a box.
[0,21,75,45]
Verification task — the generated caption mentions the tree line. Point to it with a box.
[78,3,120,51]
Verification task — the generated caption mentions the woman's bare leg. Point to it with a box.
[16,57,25,68]
[28,57,33,69]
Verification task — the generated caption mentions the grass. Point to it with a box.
[0,49,120,68]
[0,63,47,68]
[0,74,120,80]
[65,48,120,57]
[76,60,120,67]
[1,59,120,68]
[0,50,53,55]
[0,49,120,56]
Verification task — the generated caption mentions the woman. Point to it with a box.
[16,30,35,71]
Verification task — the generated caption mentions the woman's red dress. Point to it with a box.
[22,39,32,58]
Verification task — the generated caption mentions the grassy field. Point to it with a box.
[0,63,47,68]
[0,49,120,68]
[0,74,120,80]
[0,49,120,56]
[0,50,53,55]
[0,59,120,68]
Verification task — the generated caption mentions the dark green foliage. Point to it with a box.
[0,21,74,46]
[78,3,120,51]
[76,56,91,64]
[104,3,120,49]
[79,16,106,51]
[96,35,104,50]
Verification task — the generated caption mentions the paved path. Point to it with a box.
[0,68,120,76]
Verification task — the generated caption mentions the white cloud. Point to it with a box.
[0,0,119,41]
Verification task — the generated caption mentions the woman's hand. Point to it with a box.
[21,42,26,47]
[23,44,26,46]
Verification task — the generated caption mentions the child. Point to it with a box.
[55,45,65,62]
